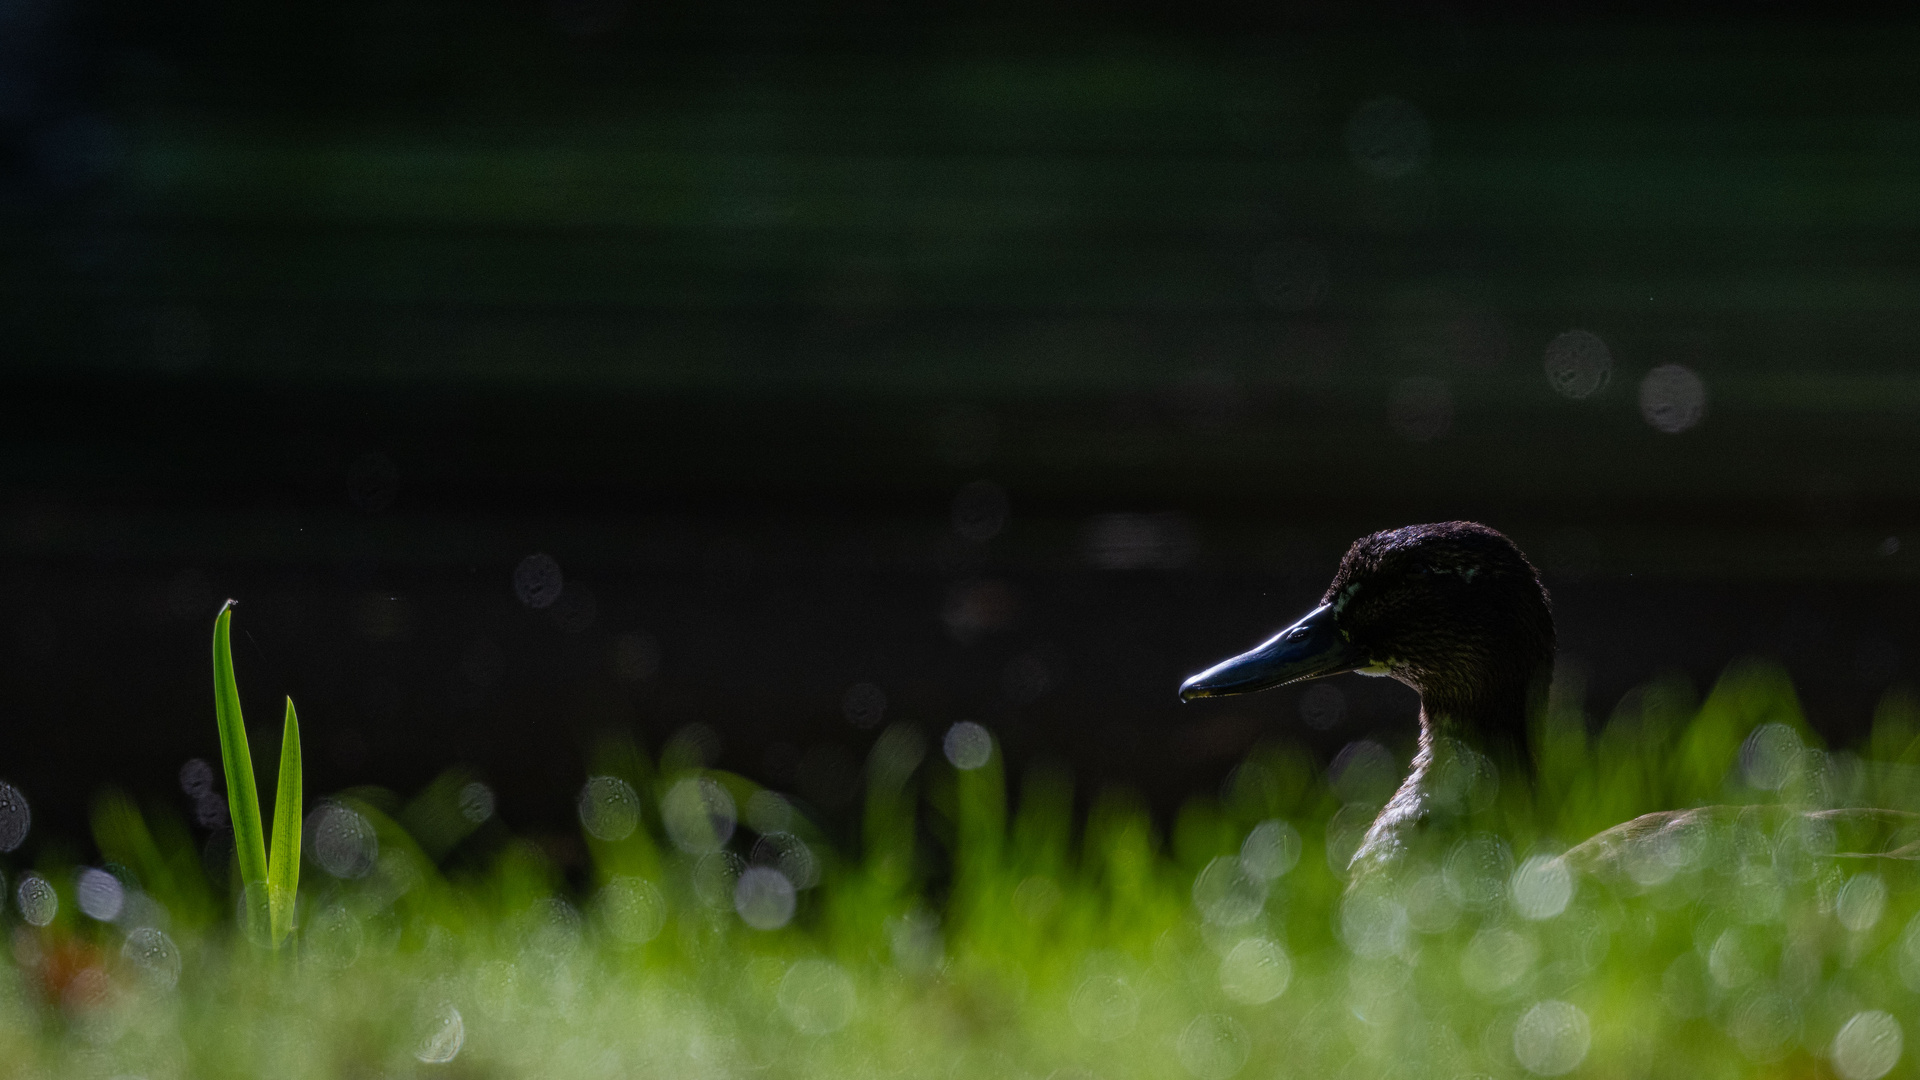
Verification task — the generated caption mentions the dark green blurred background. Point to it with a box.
[6,2,1920,839]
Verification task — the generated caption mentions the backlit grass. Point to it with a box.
[3,620,1920,1079]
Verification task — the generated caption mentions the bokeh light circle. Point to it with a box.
[1741,723,1802,791]
[415,1003,465,1064]
[75,867,124,922]
[512,553,564,609]
[1069,974,1139,1042]
[1513,999,1590,1075]
[943,722,993,770]
[1240,819,1301,881]
[576,775,641,842]
[734,866,797,930]
[779,959,857,1034]
[1639,363,1707,433]
[600,876,667,945]
[122,927,182,989]
[1178,1013,1251,1080]
[310,803,379,879]
[1193,856,1268,927]
[17,873,56,926]
[1219,937,1291,1004]
[661,777,737,854]
[1543,330,1611,400]
[0,782,31,853]
[1837,873,1888,933]
[1832,1010,1904,1080]
[1510,854,1572,921]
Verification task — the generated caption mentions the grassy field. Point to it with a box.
[4,658,1920,1079]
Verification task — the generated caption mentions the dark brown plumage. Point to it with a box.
[1318,521,1555,763]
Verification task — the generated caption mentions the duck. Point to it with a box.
[1178,520,1920,883]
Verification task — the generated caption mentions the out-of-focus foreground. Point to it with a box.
[4,660,1920,1079]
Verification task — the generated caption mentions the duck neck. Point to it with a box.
[1348,689,1527,880]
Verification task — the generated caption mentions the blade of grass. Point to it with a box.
[212,602,269,940]
[267,696,302,946]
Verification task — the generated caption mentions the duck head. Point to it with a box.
[1180,521,1554,754]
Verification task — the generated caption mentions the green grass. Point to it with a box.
[4,617,1920,1079]
[209,602,302,949]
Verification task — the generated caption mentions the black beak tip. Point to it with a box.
[1177,674,1214,703]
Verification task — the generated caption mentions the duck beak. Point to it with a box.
[1179,604,1363,702]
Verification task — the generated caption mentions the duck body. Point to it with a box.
[1180,520,1919,882]
[1562,804,1920,881]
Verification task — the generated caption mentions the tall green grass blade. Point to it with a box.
[267,696,302,946]
[212,602,269,941]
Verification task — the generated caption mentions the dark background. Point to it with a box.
[7,1,1920,842]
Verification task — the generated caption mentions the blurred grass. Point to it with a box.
[5,659,1920,1078]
